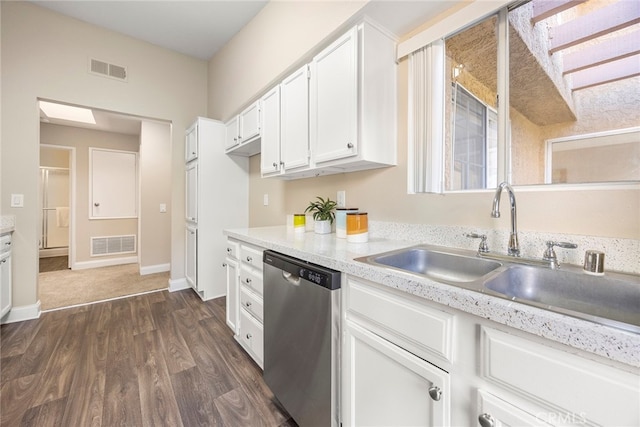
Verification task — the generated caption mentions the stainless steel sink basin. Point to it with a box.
[355,245,502,283]
[483,265,640,332]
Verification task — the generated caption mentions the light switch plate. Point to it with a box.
[11,194,24,208]
[160,203,167,213]
[263,194,269,206]
[337,190,346,208]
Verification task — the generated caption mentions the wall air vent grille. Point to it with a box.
[91,235,136,256]
[89,58,128,82]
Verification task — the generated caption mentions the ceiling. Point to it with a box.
[30,0,269,61]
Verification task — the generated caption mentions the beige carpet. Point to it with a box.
[39,263,169,310]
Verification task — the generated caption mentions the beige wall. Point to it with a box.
[208,0,367,120]
[211,2,639,240]
[139,121,172,269]
[1,2,208,308]
[40,124,139,263]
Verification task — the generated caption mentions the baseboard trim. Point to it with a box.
[140,263,170,276]
[73,256,138,270]
[168,278,190,292]
[40,248,69,258]
[1,301,42,324]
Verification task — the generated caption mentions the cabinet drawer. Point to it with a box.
[240,244,263,271]
[240,286,263,323]
[481,327,640,426]
[239,266,263,296]
[347,277,454,363]
[0,234,12,254]
[239,308,264,366]
[225,239,239,260]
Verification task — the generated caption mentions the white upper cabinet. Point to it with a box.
[309,22,397,173]
[281,64,311,172]
[260,86,281,176]
[225,100,261,156]
[311,27,358,164]
[185,121,198,162]
[224,116,239,150]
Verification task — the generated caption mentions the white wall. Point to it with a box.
[1,2,208,309]
[139,121,172,273]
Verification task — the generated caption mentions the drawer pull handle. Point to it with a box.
[246,256,252,262]
[245,301,252,307]
[246,333,252,340]
[428,386,442,401]
[245,278,252,284]
[478,413,495,427]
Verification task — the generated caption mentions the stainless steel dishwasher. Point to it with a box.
[263,250,341,427]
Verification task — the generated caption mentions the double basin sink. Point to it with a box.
[356,245,640,333]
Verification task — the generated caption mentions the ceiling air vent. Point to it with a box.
[89,58,128,82]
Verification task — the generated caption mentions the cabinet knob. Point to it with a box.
[347,142,354,149]
[1,259,6,264]
[191,151,196,155]
[245,277,252,284]
[233,137,238,142]
[222,263,227,267]
[280,161,285,166]
[273,162,278,168]
[226,247,232,253]
[245,301,252,307]
[428,386,442,401]
[246,333,252,340]
[246,256,252,262]
[238,135,243,140]
[94,202,100,207]
[478,413,495,427]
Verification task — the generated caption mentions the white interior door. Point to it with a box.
[90,148,138,218]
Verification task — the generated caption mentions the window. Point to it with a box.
[451,82,498,190]
[407,0,640,192]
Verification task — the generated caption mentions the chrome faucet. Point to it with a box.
[491,182,520,257]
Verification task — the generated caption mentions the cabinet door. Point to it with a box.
[311,26,358,164]
[281,64,310,171]
[185,226,197,291]
[342,319,450,427]
[185,122,198,162]
[225,116,239,150]
[260,86,281,175]
[225,258,239,334]
[0,253,11,318]
[185,162,198,223]
[239,101,261,143]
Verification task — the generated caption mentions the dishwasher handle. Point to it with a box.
[282,270,301,286]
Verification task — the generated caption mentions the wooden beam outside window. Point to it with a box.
[531,0,587,24]
[570,54,640,90]
[549,1,640,53]
[563,30,640,74]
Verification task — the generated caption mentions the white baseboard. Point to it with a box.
[1,301,41,324]
[40,248,69,258]
[168,278,190,292]
[73,256,138,270]
[139,263,170,276]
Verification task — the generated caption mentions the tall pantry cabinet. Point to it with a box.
[185,117,248,300]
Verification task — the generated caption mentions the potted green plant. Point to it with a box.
[305,196,337,234]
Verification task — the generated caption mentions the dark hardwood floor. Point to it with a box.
[0,289,296,426]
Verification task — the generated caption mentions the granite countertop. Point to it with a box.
[225,225,640,368]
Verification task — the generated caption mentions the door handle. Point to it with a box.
[282,271,301,286]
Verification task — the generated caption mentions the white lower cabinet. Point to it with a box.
[343,277,451,426]
[342,319,450,427]
[342,275,640,427]
[185,225,197,291]
[225,238,265,368]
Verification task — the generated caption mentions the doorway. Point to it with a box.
[39,145,73,272]
[38,100,172,310]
